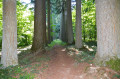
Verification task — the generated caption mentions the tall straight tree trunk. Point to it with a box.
[50,11,53,41]
[65,9,67,42]
[47,0,52,44]
[1,0,18,67]
[31,0,46,51]
[95,0,120,65]
[60,7,66,42]
[66,0,74,44]
[75,0,82,48]
[42,0,47,46]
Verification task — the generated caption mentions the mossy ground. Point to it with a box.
[106,57,120,71]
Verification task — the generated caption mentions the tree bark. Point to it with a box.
[50,11,53,41]
[66,0,74,44]
[31,0,46,51]
[60,4,67,42]
[75,0,82,48]
[47,0,52,44]
[95,0,120,65]
[1,0,18,67]
[64,9,67,42]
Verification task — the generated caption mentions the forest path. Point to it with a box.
[34,45,119,79]
[35,45,92,79]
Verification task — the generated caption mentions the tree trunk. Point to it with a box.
[47,0,52,44]
[75,0,82,48]
[60,6,66,42]
[50,11,53,41]
[95,0,120,65]
[64,9,67,42]
[1,0,18,67]
[66,0,74,44]
[31,0,46,51]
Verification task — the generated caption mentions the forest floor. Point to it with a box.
[33,45,120,79]
[0,41,120,79]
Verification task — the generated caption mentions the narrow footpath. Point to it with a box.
[35,46,119,79]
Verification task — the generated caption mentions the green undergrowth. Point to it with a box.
[74,51,96,63]
[67,41,97,64]
[47,39,67,48]
[0,65,35,79]
[18,49,33,65]
[0,48,50,79]
[106,57,120,71]
[113,74,120,78]
[84,41,97,47]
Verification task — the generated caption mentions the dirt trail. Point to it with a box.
[35,46,119,79]
[35,46,90,79]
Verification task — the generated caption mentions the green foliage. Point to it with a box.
[74,51,95,63]
[18,49,33,65]
[0,65,13,79]
[0,1,2,48]
[67,41,97,63]
[113,74,120,78]
[82,0,96,41]
[72,0,96,41]
[0,0,34,48]
[51,0,66,14]
[50,13,61,39]
[106,57,120,71]
[48,39,67,48]
[84,41,97,47]
[0,65,35,79]
[17,0,34,47]
[19,73,34,79]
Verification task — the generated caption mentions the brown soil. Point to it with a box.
[34,46,120,79]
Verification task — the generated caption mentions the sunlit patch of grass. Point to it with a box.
[73,51,96,63]
[48,39,67,48]
[67,41,97,63]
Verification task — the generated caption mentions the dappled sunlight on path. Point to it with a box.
[34,46,120,79]
[35,46,92,79]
